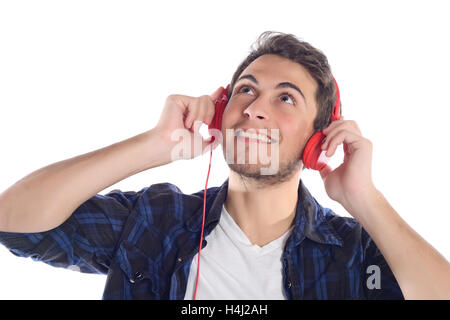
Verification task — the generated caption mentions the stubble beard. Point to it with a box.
[224,145,303,188]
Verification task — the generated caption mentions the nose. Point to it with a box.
[243,95,270,121]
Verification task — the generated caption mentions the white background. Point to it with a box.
[0,0,449,299]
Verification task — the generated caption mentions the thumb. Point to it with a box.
[201,135,220,155]
[319,164,333,182]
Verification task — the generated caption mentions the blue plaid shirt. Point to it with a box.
[0,178,404,299]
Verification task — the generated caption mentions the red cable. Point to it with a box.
[193,145,213,300]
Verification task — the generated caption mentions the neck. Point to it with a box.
[224,169,301,247]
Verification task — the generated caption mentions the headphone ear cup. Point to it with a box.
[208,85,230,142]
[303,76,341,171]
[302,131,330,171]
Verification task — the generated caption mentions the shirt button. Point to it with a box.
[287,281,292,288]
[134,271,143,280]
[177,257,183,262]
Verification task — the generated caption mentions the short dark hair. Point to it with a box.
[228,31,341,169]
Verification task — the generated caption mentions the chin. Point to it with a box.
[228,159,302,187]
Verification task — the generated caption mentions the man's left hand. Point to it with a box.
[319,117,377,214]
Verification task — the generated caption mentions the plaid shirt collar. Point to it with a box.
[185,178,343,248]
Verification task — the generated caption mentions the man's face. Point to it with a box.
[221,54,318,186]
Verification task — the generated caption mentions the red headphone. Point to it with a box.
[193,77,341,299]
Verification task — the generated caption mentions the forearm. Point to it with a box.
[344,190,450,299]
[0,128,172,233]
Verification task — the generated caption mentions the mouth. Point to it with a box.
[234,128,278,144]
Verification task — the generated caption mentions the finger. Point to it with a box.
[319,164,333,182]
[185,107,200,130]
[174,94,197,128]
[199,94,219,126]
[209,86,224,102]
[322,119,360,137]
[321,121,361,149]
[202,96,217,126]
[195,96,214,129]
[201,133,220,155]
[187,93,220,130]
[322,129,363,157]
[322,119,346,135]
[192,120,209,137]
[203,112,215,126]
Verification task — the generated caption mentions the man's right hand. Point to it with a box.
[0,86,226,233]
[153,86,224,161]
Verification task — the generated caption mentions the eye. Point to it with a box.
[236,85,296,106]
[279,92,296,105]
[236,85,254,95]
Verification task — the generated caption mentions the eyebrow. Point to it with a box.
[236,74,306,101]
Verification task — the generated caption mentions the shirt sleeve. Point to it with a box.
[0,187,147,274]
[361,228,405,299]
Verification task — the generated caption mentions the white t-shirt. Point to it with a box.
[184,204,293,300]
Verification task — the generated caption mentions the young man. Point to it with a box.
[0,32,449,300]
